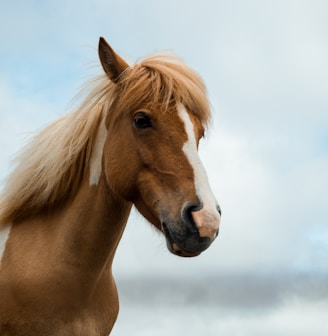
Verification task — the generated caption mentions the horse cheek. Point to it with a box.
[103,141,141,201]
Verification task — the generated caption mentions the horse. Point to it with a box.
[0,37,221,335]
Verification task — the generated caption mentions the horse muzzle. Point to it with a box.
[161,204,221,258]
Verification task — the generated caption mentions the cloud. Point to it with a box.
[112,273,328,336]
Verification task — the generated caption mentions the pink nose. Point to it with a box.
[191,207,220,240]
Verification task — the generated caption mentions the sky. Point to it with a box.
[0,1,328,333]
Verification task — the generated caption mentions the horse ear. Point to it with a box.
[98,37,129,83]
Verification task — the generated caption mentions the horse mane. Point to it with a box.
[0,52,211,226]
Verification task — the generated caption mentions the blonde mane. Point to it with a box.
[0,53,211,226]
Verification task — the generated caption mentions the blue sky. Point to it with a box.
[1,0,327,280]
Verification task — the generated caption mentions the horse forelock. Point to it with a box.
[118,54,211,126]
[0,52,211,226]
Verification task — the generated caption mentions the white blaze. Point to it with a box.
[0,224,11,267]
[178,104,220,238]
[89,118,108,186]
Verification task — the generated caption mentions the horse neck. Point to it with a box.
[49,174,132,276]
[0,175,132,333]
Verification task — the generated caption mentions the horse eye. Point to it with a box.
[133,112,152,129]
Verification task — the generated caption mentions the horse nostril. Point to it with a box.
[182,202,200,232]
[217,204,222,216]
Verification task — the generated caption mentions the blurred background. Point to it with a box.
[1,1,327,335]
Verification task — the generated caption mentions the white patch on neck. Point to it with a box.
[178,104,218,212]
[89,118,108,186]
[0,224,11,267]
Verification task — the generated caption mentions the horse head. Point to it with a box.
[98,37,221,257]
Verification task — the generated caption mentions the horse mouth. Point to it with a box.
[162,223,203,258]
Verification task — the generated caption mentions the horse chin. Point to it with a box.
[170,243,201,258]
[162,222,205,258]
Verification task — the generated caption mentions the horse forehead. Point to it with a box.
[157,104,201,137]
[176,104,200,140]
